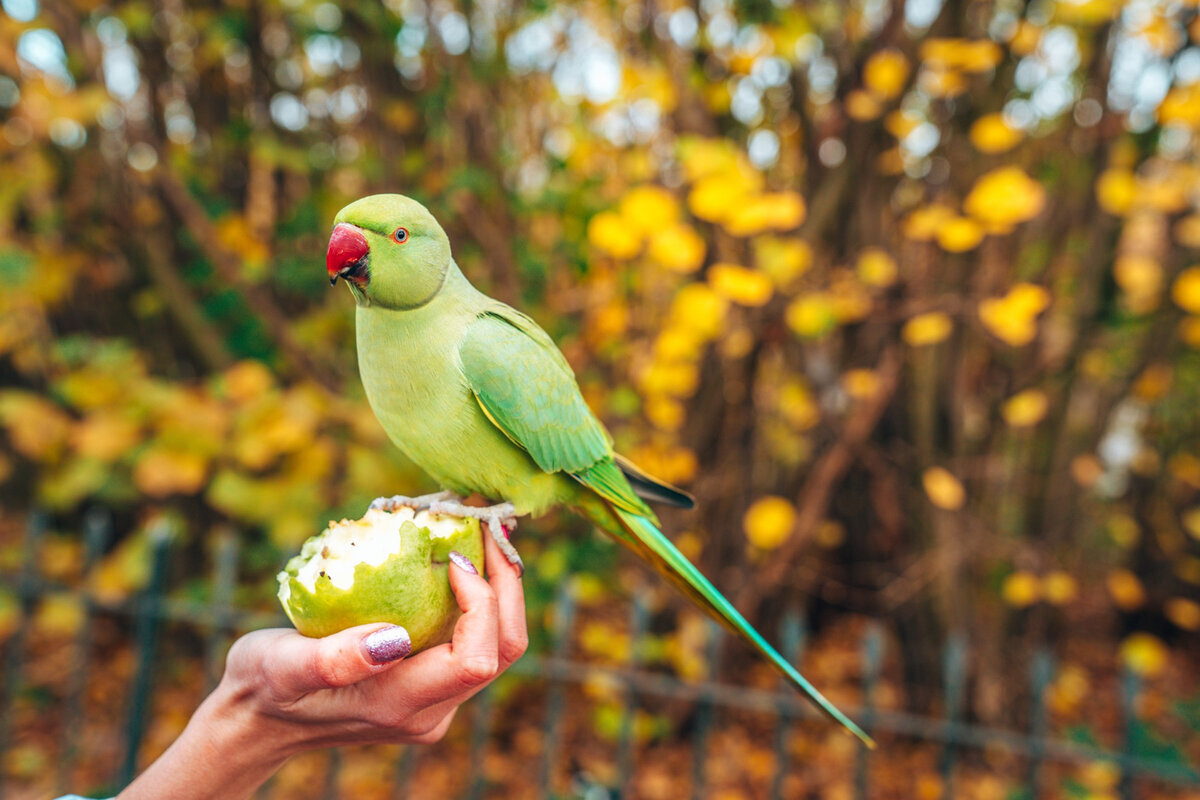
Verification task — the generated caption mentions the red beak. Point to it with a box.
[327,223,370,286]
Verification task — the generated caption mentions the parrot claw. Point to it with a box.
[368,490,459,514]
[428,499,524,577]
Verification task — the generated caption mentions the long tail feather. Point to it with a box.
[597,504,874,748]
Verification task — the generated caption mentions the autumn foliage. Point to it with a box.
[2,0,1200,796]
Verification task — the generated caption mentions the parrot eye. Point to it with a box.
[392,227,409,244]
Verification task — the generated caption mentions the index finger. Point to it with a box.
[370,553,501,710]
[482,527,528,668]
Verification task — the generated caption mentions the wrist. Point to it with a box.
[117,680,291,800]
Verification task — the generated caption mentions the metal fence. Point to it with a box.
[1,510,1198,799]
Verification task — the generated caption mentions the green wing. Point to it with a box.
[458,308,652,517]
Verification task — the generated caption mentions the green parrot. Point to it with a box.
[326,193,872,746]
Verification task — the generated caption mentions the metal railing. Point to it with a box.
[1,511,1197,799]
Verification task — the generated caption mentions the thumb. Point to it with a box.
[263,623,413,696]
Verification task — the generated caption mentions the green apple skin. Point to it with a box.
[278,515,485,653]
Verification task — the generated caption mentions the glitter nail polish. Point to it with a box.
[448,550,478,575]
[363,625,412,664]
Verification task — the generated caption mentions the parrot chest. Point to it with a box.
[355,303,560,510]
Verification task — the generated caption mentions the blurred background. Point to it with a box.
[1,0,1200,797]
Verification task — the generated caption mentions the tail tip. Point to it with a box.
[847,726,877,749]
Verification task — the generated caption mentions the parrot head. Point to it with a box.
[326,194,452,309]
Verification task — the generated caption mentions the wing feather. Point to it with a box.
[459,309,652,516]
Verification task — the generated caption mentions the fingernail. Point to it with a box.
[502,524,511,540]
[363,625,411,664]
[448,551,478,575]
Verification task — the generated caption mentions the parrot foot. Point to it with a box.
[368,490,460,513]
[428,499,524,577]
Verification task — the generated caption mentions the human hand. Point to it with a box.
[118,531,527,800]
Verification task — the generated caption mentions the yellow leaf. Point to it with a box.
[902,312,953,346]
[678,137,744,183]
[845,89,883,121]
[1159,82,1200,127]
[1002,389,1049,427]
[72,410,141,462]
[1120,633,1168,677]
[754,237,812,288]
[1182,507,1200,541]
[903,204,956,241]
[1002,571,1041,607]
[221,360,275,403]
[216,216,270,276]
[936,216,985,252]
[885,109,923,139]
[708,263,774,306]
[1042,571,1079,605]
[1171,266,1200,313]
[785,294,838,338]
[923,467,965,510]
[626,444,698,484]
[1009,21,1042,55]
[1095,169,1137,216]
[619,185,679,236]
[1114,256,1163,313]
[1179,317,1200,348]
[969,114,1023,154]
[863,48,910,100]
[743,496,797,549]
[1054,0,1120,25]
[917,67,967,99]
[1048,664,1089,715]
[779,380,820,430]
[964,167,1046,229]
[588,210,642,259]
[0,391,72,462]
[687,169,763,222]
[33,594,84,638]
[654,328,703,361]
[1070,454,1104,488]
[842,369,880,400]
[648,223,707,273]
[1078,760,1121,792]
[722,192,806,236]
[920,38,1003,73]
[1165,597,1200,631]
[1174,214,1200,248]
[134,447,209,496]
[857,249,898,287]
[978,283,1050,346]
[828,273,873,322]
[640,362,700,398]
[669,284,729,341]
[1107,569,1146,610]
[645,396,686,431]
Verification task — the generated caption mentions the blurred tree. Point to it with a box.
[1,0,1199,723]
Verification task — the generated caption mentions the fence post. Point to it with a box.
[939,632,968,800]
[391,745,418,800]
[769,607,807,800]
[617,591,648,796]
[1025,648,1054,796]
[539,580,576,797]
[118,519,174,786]
[466,683,495,799]
[0,511,45,800]
[204,527,240,692]
[55,508,111,795]
[855,623,884,800]
[1118,666,1140,800]
[691,618,723,800]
